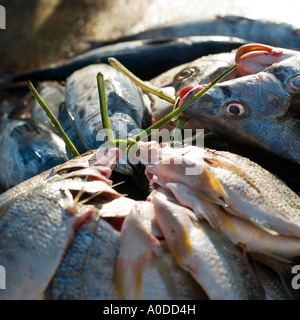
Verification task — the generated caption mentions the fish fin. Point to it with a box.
[152,192,193,267]
[215,207,238,236]
[167,223,193,267]
[204,156,262,195]
[115,208,159,300]
[202,167,227,199]
[248,218,280,236]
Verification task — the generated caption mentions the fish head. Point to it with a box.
[0,119,69,189]
[234,43,298,76]
[172,52,236,92]
[179,72,291,146]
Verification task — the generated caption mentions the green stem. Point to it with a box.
[170,116,189,142]
[132,64,238,143]
[28,81,80,157]
[97,72,115,145]
[108,57,175,104]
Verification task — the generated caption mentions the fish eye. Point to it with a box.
[226,103,245,116]
[286,75,300,94]
[176,67,196,80]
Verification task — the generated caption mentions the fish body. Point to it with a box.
[30,83,65,124]
[177,46,300,165]
[8,36,247,82]
[116,200,207,300]
[136,142,300,239]
[30,82,87,156]
[65,63,151,175]
[0,118,69,190]
[253,262,290,300]
[108,15,300,51]
[48,218,120,300]
[0,147,123,299]
[152,191,264,300]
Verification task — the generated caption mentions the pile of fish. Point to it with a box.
[0,15,300,300]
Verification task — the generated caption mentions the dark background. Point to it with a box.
[0,0,299,76]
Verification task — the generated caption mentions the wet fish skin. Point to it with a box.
[30,82,87,156]
[116,201,207,300]
[152,191,264,300]
[149,51,237,129]
[136,141,300,239]
[0,179,94,300]
[0,148,121,210]
[48,218,120,300]
[201,149,300,238]
[180,61,300,165]
[65,63,151,175]
[0,147,123,300]
[0,118,69,190]
[253,261,291,300]
[107,15,300,51]
[30,82,65,125]
[8,36,248,82]
[172,52,237,92]
[166,181,300,261]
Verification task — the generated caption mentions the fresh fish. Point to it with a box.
[135,141,300,241]
[116,200,208,300]
[149,51,237,130]
[7,36,248,82]
[30,82,65,124]
[106,15,300,51]
[177,44,300,165]
[152,191,264,300]
[48,218,120,300]
[0,118,69,190]
[149,44,300,190]
[47,193,140,299]
[0,148,120,212]
[0,147,123,300]
[165,183,300,262]
[253,261,291,300]
[65,63,151,175]
[30,82,87,156]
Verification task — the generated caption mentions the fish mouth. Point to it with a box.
[178,85,206,107]
[235,43,293,76]
[178,43,296,106]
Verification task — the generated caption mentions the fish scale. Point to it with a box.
[0,181,94,300]
[49,218,120,300]
[0,148,123,300]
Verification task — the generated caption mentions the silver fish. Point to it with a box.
[30,82,87,155]
[48,218,120,300]
[178,44,300,165]
[112,15,300,51]
[0,147,122,300]
[116,200,208,300]
[30,82,65,125]
[152,191,264,300]
[135,142,300,249]
[65,63,151,175]
[0,118,69,190]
